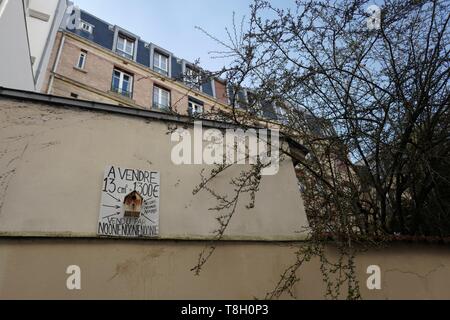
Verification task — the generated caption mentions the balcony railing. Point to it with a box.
[111,84,133,99]
[153,66,169,77]
[116,49,134,61]
[153,102,171,112]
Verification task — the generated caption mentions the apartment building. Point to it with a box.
[0,0,34,91]
[26,0,69,91]
[0,0,68,91]
[43,8,240,117]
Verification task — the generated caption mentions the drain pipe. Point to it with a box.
[47,33,66,94]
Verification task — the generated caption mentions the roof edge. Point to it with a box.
[0,86,264,131]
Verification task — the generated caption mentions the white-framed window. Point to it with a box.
[153,85,171,110]
[153,51,169,76]
[276,105,287,117]
[80,21,94,34]
[275,104,288,123]
[116,34,135,59]
[76,51,87,69]
[185,66,201,89]
[112,69,133,98]
[188,98,204,116]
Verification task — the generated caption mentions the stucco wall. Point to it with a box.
[0,240,449,300]
[0,97,308,240]
[1,96,449,300]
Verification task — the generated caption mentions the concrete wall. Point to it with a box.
[0,0,35,91]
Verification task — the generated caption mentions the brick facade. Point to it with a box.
[44,32,229,117]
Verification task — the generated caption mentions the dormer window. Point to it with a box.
[80,21,94,34]
[153,51,169,76]
[247,91,263,116]
[227,85,246,109]
[150,45,172,78]
[275,103,288,123]
[116,34,135,59]
[185,66,201,90]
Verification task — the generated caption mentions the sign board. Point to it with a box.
[98,165,160,238]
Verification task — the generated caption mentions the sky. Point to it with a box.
[73,0,258,72]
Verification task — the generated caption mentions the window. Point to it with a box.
[188,98,204,116]
[80,21,93,34]
[116,34,135,59]
[153,85,171,110]
[276,105,287,117]
[275,104,288,123]
[227,85,245,109]
[76,51,87,69]
[247,91,257,107]
[247,91,263,116]
[153,51,169,76]
[70,93,79,99]
[185,66,201,89]
[111,69,133,98]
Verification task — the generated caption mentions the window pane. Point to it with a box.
[77,54,85,68]
[154,52,161,68]
[122,79,130,92]
[153,87,160,104]
[186,67,201,88]
[154,52,168,72]
[161,90,169,107]
[117,37,125,51]
[112,75,120,90]
[161,55,168,70]
[126,41,133,54]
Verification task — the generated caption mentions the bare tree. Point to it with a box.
[188,0,449,299]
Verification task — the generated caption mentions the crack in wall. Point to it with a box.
[384,264,448,281]
[383,264,450,297]
[0,143,28,214]
[0,101,104,215]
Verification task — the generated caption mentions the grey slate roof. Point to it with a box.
[65,10,215,97]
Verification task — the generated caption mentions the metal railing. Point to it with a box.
[116,49,134,61]
[153,66,169,77]
[152,102,171,112]
[111,84,132,99]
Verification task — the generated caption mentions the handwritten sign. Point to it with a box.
[98,165,160,238]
